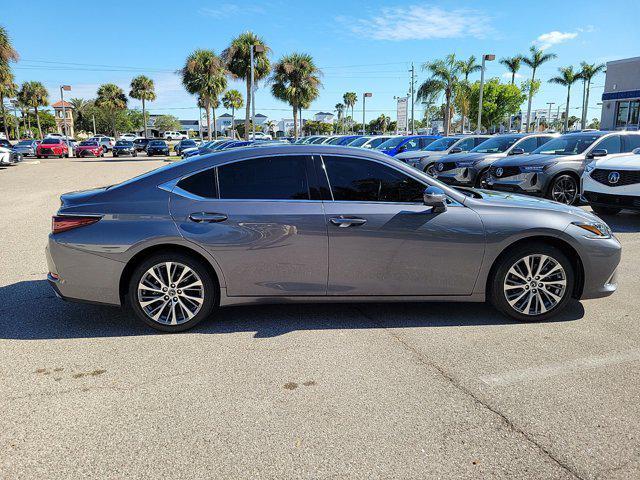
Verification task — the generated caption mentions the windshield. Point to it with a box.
[470,136,519,153]
[149,141,165,146]
[367,137,390,148]
[181,140,196,146]
[116,141,133,146]
[310,137,327,144]
[16,141,32,146]
[376,137,406,149]
[42,138,61,145]
[327,137,344,145]
[424,137,459,151]
[531,134,603,155]
[80,141,98,146]
[347,137,370,147]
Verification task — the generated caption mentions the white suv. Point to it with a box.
[582,151,640,216]
[163,131,187,141]
[119,133,138,141]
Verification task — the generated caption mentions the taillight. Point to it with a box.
[52,215,101,234]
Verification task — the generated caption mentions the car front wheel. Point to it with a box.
[128,253,217,332]
[425,163,436,176]
[549,174,578,205]
[489,243,574,322]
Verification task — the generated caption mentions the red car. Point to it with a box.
[36,138,69,158]
[75,140,105,157]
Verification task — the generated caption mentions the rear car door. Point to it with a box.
[169,155,328,296]
[319,155,485,296]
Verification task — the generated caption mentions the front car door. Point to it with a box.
[318,154,485,296]
[169,154,328,297]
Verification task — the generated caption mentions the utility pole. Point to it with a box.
[409,63,415,134]
[556,105,561,131]
[546,102,555,131]
[362,92,372,135]
[477,54,495,133]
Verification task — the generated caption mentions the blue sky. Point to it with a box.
[4,0,639,124]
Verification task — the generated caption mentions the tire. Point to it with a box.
[592,205,621,216]
[548,174,579,205]
[128,253,217,332]
[113,152,118,158]
[475,169,490,189]
[489,243,575,322]
[37,155,41,159]
[425,163,436,176]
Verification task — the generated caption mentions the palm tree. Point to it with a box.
[458,55,481,81]
[15,89,31,135]
[522,46,557,132]
[95,83,127,137]
[222,32,271,140]
[270,53,322,139]
[0,26,19,65]
[129,75,156,138]
[343,92,357,133]
[548,66,581,133]
[334,102,345,132]
[180,49,227,141]
[0,66,16,139]
[19,81,49,139]
[417,54,461,135]
[222,89,243,138]
[578,62,606,129]
[500,55,523,85]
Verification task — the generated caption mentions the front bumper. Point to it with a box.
[486,171,545,195]
[583,191,640,211]
[434,167,477,186]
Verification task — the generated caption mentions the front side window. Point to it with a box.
[594,135,622,154]
[403,138,421,151]
[456,138,476,151]
[515,137,538,153]
[623,135,640,152]
[323,156,425,203]
[218,156,310,200]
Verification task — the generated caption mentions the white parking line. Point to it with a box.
[480,349,640,387]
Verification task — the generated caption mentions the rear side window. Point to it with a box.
[323,156,425,203]
[217,156,310,200]
[595,135,622,154]
[177,169,217,199]
[623,135,640,152]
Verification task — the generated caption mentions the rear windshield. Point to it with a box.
[531,134,603,155]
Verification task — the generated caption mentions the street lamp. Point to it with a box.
[476,54,495,133]
[60,85,71,149]
[250,44,265,139]
[362,92,372,135]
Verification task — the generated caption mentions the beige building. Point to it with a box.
[52,100,74,138]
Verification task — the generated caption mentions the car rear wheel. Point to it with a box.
[591,206,621,216]
[489,243,574,322]
[548,174,578,205]
[128,253,217,332]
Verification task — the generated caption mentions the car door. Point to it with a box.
[169,154,328,297]
[319,155,485,296]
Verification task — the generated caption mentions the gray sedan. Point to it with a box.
[46,145,621,332]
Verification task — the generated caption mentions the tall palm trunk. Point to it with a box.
[444,94,451,136]
[585,80,593,128]
[26,109,31,136]
[205,102,212,141]
[564,86,571,133]
[231,106,235,139]
[244,80,251,140]
[35,106,43,139]
[580,80,587,129]
[511,72,515,85]
[292,105,298,139]
[212,102,217,140]
[0,93,8,140]
[142,99,147,138]
[525,68,537,133]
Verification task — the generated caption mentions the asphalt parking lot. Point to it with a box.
[1,156,640,479]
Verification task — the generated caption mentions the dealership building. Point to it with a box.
[601,56,640,131]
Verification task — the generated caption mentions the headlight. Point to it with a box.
[521,162,556,173]
[585,161,596,173]
[572,221,612,239]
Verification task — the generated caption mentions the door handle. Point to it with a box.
[330,216,367,227]
[189,212,228,223]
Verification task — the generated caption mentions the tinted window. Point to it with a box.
[623,135,640,152]
[80,141,98,146]
[471,136,519,153]
[218,156,310,200]
[456,138,476,151]
[323,156,425,203]
[424,137,458,151]
[537,136,554,148]
[403,138,421,151]
[420,137,437,148]
[516,137,538,153]
[42,138,61,145]
[532,134,603,155]
[177,169,217,198]
[367,137,389,148]
[595,135,621,154]
[377,137,406,149]
[474,137,489,146]
[115,141,133,146]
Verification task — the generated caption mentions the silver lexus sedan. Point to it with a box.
[46,145,621,332]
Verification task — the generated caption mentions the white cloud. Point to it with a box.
[502,72,523,80]
[534,31,578,50]
[340,5,493,41]
[200,4,264,19]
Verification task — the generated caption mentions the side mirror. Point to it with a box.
[423,186,447,213]
[448,147,463,154]
[588,148,608,158]
[509,147,525,155]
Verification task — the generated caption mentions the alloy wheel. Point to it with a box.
[503,254,567,316]
[137,261,204,325]
[551,176,578,204]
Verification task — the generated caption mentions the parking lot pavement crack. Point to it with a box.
[353,306,585,480]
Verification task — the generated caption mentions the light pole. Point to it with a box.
[60,85,71,150]
[546,102,555,131]
[476,54,495,133]
[250,44,265,139]
[409,63,415,134]
[362,92,372,135]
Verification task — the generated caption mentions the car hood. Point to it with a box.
[0,146,11,153]
[470,188,598,220]
[493,153,580,167]
[444,152,505,164]
[594,154,640,170]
